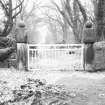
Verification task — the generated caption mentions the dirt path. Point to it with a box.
[56,71,105,105]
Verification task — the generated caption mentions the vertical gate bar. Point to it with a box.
[31,49,33,68]
[81,44,85,70]
[27,45,30,71]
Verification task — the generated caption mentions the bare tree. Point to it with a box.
[50,0,88,43]
[0,0,24,37]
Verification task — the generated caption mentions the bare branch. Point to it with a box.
[51,0,73,27]
[44,12,64,28]
[12,0,24,11]
[12,4,22,18]
[76,0,87,22]
[65,0,73,22]
[0,0,9,16]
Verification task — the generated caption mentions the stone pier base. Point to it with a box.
[17,43,27,71]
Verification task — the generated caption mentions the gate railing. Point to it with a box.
[27,44,84,71]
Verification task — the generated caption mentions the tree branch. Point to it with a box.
[76,0,87,22]
[12,0,24,11]
[0,0,9,16]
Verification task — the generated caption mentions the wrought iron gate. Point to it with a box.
[27,44,84,71]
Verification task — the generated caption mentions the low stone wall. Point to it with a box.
[84,41,105,71]
[0,60,8,68]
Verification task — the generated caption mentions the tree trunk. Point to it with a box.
[96,0,105,40]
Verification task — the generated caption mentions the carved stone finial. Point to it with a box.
[17,20,26,28]
[85,21,92,28]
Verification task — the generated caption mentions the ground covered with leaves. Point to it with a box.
[0,78,86,105]
[0,69,105,105]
